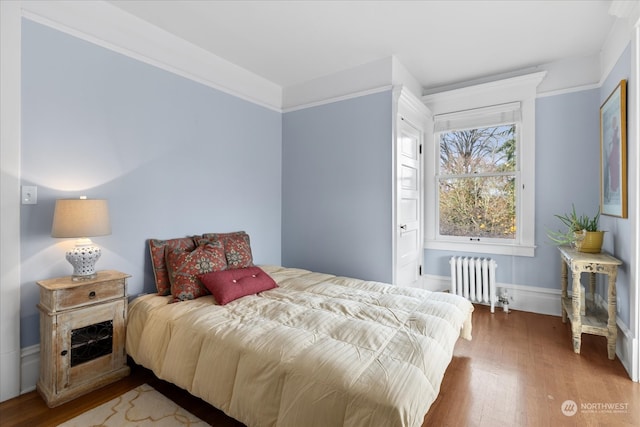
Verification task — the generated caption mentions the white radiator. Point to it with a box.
[449,256,498,313]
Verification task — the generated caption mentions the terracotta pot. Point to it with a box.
[575,230,605,253]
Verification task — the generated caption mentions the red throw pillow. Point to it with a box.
[166,241,227,302]
[199,266,277,305]
[148,237,196,296]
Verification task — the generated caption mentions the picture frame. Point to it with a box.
[600,79,627,218]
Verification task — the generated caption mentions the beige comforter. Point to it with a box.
[126,265,473,427]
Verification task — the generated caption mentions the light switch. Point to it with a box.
[22,185,37,204]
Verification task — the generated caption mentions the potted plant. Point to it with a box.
[548,204,604,253]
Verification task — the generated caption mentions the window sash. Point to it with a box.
[437,123,520,178]
[436,172,519,241]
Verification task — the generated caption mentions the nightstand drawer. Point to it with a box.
[38,271,129,313]
[52,279,125,311]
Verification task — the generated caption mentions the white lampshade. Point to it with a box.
[51,198,111,280]
[52,198,111,238]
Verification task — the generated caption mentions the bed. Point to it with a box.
[126,233,473,427]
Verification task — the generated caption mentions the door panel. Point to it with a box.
[401,164,418,190]
[400,199,418,222]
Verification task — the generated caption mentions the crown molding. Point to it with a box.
[20,0,283,112]
[16,1,637,113]
[283,86,392,113]
[609,0,640,20]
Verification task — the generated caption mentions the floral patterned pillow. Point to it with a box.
[199,231,253,269]
[165,240,227,302]
[148,237,196,296]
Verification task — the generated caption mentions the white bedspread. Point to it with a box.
[126,266,473,427]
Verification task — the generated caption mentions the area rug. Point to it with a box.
[57,383,210,426]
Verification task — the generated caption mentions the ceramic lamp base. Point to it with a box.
[66,239,102,280]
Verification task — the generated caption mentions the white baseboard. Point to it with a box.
[21,344,39,394]
[615,321,636,380]
[594,294,637,381]
[415,274,449,292]
[418,274,562,315]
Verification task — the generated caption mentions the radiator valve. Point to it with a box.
[499,290,510,313]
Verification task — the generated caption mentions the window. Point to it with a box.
[437,103,519,242]
[423,72,546,257]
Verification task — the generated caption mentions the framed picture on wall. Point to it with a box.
[600,79,627,218]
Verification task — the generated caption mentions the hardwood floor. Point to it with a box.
[1,305,638,426]
[424,305,640,427]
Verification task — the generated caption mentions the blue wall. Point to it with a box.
[282,91,393,283]
[20,20,282,347]
[599,44,632,325]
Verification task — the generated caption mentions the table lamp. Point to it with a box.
[51,197,111,280]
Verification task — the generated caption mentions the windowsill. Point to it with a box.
[424,240,536,257]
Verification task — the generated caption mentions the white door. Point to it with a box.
[395,116,423,286]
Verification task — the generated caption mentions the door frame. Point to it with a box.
[392,86,432,286]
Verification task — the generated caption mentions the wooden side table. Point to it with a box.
[36,270,130,407]
[558,246,621,360]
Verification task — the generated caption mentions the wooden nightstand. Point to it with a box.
[36,270,131,407]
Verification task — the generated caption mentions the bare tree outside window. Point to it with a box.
[438,124,517,239]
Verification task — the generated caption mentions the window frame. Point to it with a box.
[422,72,546,257]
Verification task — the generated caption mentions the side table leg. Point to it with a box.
[571,272,582,354]
[561,259,568,323]
[588,272,596,312]
[572,328,582,354]
[607,270,618,360]
[607,335,617,360]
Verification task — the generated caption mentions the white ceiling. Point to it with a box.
[108,0,619,92]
